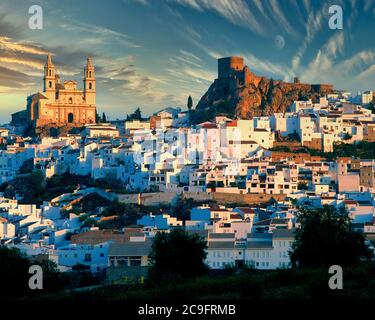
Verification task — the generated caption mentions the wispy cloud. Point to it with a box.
[294,32,375,93]
[97,55,181,108]
[59,22,142,48]
[167,0,266,36]
[0,37,50,55]
[266,0,298,37]
[0,66,37,91]
[357,64,375,80]
[299,32,345,83]
[290,6,325,73]
[364,0,375,11]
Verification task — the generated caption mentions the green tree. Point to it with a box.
[343,132,352,140]
[170,197,198,222]
[290,206,373,268]
[82,217,98,228]
[99,201,143,229]
[19,158,34,174]
[96,112,102,123]
[102,112,107,122]
[37,259,65,292]
[18,170,45,204]
[148,229,208,284]
[0,246,66,298]
[0,246,31,298]
[127,108,142,121]
[133,107,142,120]
[187,95,193,111]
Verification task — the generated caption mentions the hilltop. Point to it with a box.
[193,56,334,122]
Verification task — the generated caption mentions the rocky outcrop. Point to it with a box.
[195,59,334,121]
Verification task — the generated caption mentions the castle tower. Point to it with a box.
[218,56,244,79]
[43,54,56,100]
[84,56,96,105]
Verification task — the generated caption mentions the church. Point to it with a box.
[24,55,97,127]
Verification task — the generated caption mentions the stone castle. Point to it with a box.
[195,56,334,119]
[13,55,97,128]
[217,56,263,88]
[216,56,333,93]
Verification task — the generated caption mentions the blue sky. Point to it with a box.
[1,0,375,123]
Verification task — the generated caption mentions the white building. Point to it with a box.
[50,241,110,273]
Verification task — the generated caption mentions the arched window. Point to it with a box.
[89,71,92,77]
[68,97,73,104]
[89,82,92,90]
[49,70,51,76]
[49,81,52,88]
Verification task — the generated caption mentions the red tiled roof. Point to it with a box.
[227,121,238,127]
[201,123,217,129]
[344,200,357,205]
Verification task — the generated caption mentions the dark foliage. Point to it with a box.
[290,206,373,267]
[69,263,375,300]
[0,245,30,299]
[0,246,64,299]
[148,229,208,284]
[127,107,142,121]
[19,158,34,174]
[98,201,143,229]
[187,95,193,110]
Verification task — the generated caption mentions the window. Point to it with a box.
[68,97,73,104]
[49,81,52,88]
[89,82,92,90]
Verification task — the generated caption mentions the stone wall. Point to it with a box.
[212,192,286,204]
[118,191,212,206]
[271,151,325,163]
[303,137,323,151]
[118,191,283,206]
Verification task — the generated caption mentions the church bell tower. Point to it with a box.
[43,54,56,101]
[84,56,96,105]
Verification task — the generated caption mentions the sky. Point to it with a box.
[1,0,375,123]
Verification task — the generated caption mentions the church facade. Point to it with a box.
[27,55,97,127]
